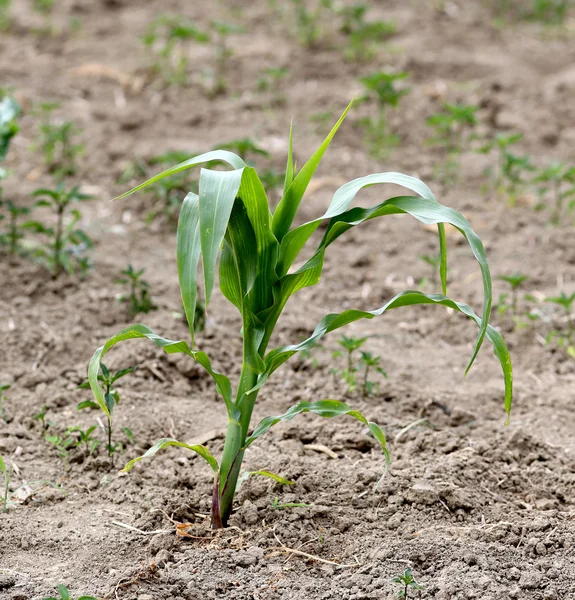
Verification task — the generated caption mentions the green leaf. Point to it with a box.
[57,585,70,600]
[199,168,244,305]
[244,400,389,465]
[177,192,202,341]
[77,400,99,410]
[272,100,354,242]
[122,438,218,473]
[88,324,237,421]
[114,149,246,201]
[236,469,295,491]
[0,455,6,477]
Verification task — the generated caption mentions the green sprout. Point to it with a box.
[502,152,535,206]
[45,432,75,469]
[143,15,209,86]
[338,3,395,61]
[27,183,93,279]
[332,335,367,391]
[32,404,50,438]
[35,104,83,179]
[0,384,9,421]
[478,132,523,194]
[546,292,575,339]
[289,0,335,48]
[78,363,136,468]
[116,264,157,318]
[534,162,575,224]
[66,425,100,456]
[359,351,387,398]
[1,200,31,257]
[358,71,410,156]
[0,454,10,513]
[392,568,424,599]
[427,103,478,183]
[87,103,512,529]
[209,21,243,96]
[43,584,98,600]
[499,273,529,317]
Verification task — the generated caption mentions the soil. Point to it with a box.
[1,1,575,599]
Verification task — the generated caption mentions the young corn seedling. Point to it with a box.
[209,21,242,96]
[502,152,535,206]
[534,162,575,224]
[28,183,93,279]
[358,71,410,157]
[392,568,424,599]
[419,253,441,289]
[359,351,387,398]
[545,292,575,352]
[289,0,334,48]
[143,15,209,86]
[46,432,75,469]
[43,585,97,600]
[66,425,100,456]
[87,103,512,528]
[338,3,395,62]
[33,404,51,438]
[332,335,367,391]
[36,104,83,179]
[116,264,157,318]
[79,363,136,468]
[426,103,478,184]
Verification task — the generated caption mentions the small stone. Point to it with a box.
[535,542,547,556]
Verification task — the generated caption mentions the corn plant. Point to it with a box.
[289,0,334,47]
[358,71,409,157]
[79,363,136,468]
[46,432,75,468]
[36,104,83,179]
[546,291,575,342]
[143,15,209,86]
[499,273,528,317]
[66,425,100,456]
[534,162,575,224]
[392,568,424,599]
[87,104,512,528]
[338,3,395,61]
[27,183,92,278]
[33,404,50,438]
[116,264,157,318]
[43,585,98,600]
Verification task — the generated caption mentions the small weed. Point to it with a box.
[546,291,575,341]
[534,162,575,224]
[78,363,136,468]
[32,404,51,439]
[35,103,83,179]
[501,152,535,206]
[332,335,367,391]
[1,200,31,257]
[289,0,334,48]
[358,71,409,157]
[338,3,395,61]
[46,432,75,469]
[419,254,441,289]
[392,568,424,599]
[43,584,98,600]
[359,351,387,398]
[28,183,93,279]
[498,272,529,317]
[116,264,157,318]
[66,425,100,456]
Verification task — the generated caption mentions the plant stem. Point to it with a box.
[107,414,113,468]
[213,363,259,528]
[54,203,64,279]
[362,364,370,399]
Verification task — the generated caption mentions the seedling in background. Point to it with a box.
[478,132,523,193]
[332,335,367,391]
[0,384,9,421]
[33,404,50,438]
[0,455,10,513]
[66,425,100,456]
[2,200,31,257]
[534,162,575,224]
[289,0,334,48]
[46,432,75,468]
[209,21,242,96]
[392,568,424,599]
[419,254,441,289]
[546,292,575,340]
[33,0,54,16]
[359,351,387,398]
[498,273,528,317]
[43,584,98,600]
[79,363,136,468]
[87,103,512,529]
[257,67,289,105]
[216,138,270,165]
[36,104,83,179]
[426,104,478,183]
[143,15,209,86]
[338,3,395,62]
[530,0,569,24]
[116,264,157,318]
[28,183,93,279]
[358,71,409,157]
[501,152,535,206]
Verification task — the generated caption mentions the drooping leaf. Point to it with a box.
[88,324,238,421]
[244,400,389,465]
[236,469,295,491]
[122,438,219,473]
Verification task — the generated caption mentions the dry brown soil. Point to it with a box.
[1,1,575,599]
